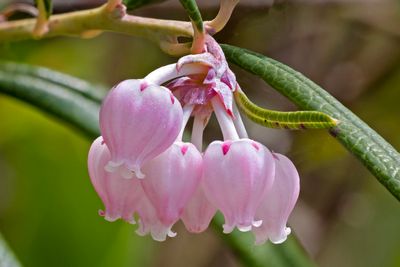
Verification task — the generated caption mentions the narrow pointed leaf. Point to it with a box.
[179,0,204,33]
[222,44,400,201]
[0,62,100,138]
[0,61,106,103]
[235,90,337,130]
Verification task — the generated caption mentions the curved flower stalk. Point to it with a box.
[88,35,300,244]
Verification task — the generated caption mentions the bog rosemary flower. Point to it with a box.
[88,35,300,244]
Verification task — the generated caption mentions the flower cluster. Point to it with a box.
[88,36,300,244]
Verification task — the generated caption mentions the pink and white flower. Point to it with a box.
[253,153,300,244]
[203,139,275,233]
[99,79,183,178]
[88,137,142,223]
[88,35,300,244]
[140,141,203,226]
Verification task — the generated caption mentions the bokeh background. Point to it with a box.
[0,0,400,266]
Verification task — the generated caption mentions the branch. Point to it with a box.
[0,4,193,44]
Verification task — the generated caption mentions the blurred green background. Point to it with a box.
[1,0,400,266]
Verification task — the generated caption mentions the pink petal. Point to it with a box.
[203,139,275,233]
[141,142,203,226]
[181,185,216,233]
[87,137,143,223]
[176,53,218,72]
[99,79,183,178]
[253,153,300,245]
[135,192,177,242]
[213,81,234,115]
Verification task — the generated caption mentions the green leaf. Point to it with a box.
[235,90,338,130]
[0,233,22,267]
[179,0,204,33]
[212,214,316,267]
[0,61,315,267]
[122,0,167,10]
[222,44,400,201]
[0,62,106,103]
[34,0,52,19]
[0,62,100,138]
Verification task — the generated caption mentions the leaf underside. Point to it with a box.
[235,91,337,130]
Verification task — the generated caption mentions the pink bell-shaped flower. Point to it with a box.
[203,139,275,233]
[99,79,183,178]
[140,141,203,226]
[87,137,142,223]
[135,190,177,242]
[181,185,217,233]
[253,153,300,245]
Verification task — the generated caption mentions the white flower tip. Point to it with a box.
[124,217,136,225]
[135,220,149,236]
[269,227,291,244]
[252,220,263,228]
[132,166,145,179]
[237,225,252,232]
[151,227,172,242]
[168,230,177,238]
[222,224,234,234]
[104,214,119,222]
[285,227,292,235]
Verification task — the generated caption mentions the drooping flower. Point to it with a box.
[99,79,183,178]
[252,153,300,244]
[203,138,275,233]
[88,137,142,223]
[88,34,300,245]
[140,141,203,226]
[181,184,217,233]
[135,190,177,242]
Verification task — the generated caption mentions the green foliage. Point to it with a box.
[222,44,400,201]
[235,90,337,130]
[122,0,167,10]
[179,0,204,33]
[0,61,100,138]
[34,0,52,18]
[212,215,316,267]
